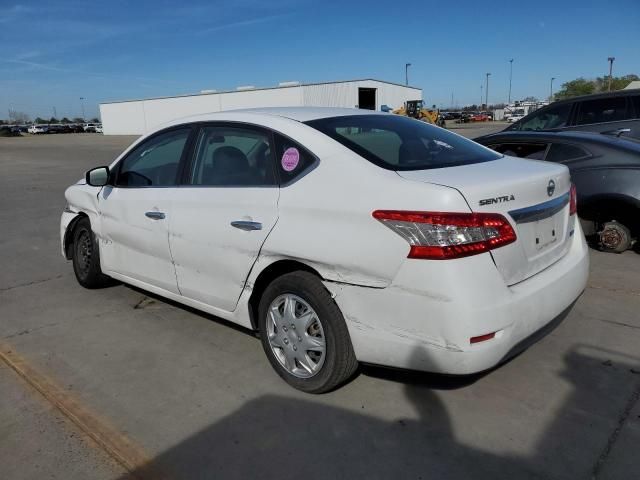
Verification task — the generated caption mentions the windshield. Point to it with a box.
[306,114,500,170]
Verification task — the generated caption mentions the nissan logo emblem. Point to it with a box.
[547,179,556,197]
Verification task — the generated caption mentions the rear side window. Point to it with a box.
[513,103,572,131]
[630,95,640,118]
[189,126,276,186]
[546,143,590,162]
[488,143,548,159]
[116,128,190,187]
[576,96,627,125]
[306,114,499,170]
[273,134,317,184]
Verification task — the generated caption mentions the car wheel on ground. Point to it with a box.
[598,221,632,253]
[258,271,358,393]
[71,217,112,288]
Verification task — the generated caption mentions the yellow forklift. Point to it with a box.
[393,100,446,127]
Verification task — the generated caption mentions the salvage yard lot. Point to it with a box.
[1,131,639,480]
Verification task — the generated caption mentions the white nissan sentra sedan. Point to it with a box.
[61,108,589,393]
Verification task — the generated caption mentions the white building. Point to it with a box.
[99,79,422,135]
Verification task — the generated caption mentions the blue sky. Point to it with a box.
[1,0,639,120]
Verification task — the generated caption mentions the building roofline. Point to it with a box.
[99,78,422,105]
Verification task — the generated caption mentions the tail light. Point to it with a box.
[569,183,577,216]
[372,210,517,260]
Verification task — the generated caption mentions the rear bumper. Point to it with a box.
[325,223,589,374]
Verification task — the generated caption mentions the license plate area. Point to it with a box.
[534,216,561,251]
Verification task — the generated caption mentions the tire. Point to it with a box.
[598,221,632,253]
[71,217,112,288]
[258,271,358,393]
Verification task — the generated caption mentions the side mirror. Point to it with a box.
[86,166,110,187]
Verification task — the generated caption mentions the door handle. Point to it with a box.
[231,220,262,231]
[145,211,166,220]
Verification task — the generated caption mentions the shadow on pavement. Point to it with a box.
[117,345,640,480]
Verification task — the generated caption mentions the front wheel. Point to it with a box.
[71,217,112,288]
[258,271,358,393]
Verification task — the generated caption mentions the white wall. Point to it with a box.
[100,81,421,135]
[301,80,421,110]
[100,101,147,135]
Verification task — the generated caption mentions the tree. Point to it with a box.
[522,96,539,103]
[554,78,595,100]
[90,117,100,123]
[554,74,639,100]
[34,117,47,124]
[73,117,85,123]
[60,117,71,124]
[49,117,59,124]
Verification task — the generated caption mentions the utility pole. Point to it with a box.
[607,57,615,91]
[550,77,556,101]
[508,59,514,104]
[480,84,483,109]
[485,73,491,110]
[405,63,411,86]
[80,97,85,121]
[451,91,454,109]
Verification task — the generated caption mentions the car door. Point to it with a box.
[98,126,193,293]
[569,95,640,137]
[169,123,279,311]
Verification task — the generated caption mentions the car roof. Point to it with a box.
[543,88,640,107]
[165,107,387,126]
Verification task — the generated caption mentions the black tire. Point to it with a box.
[598,221,632,253]
[71,217,112,288]
[258,271,358,393]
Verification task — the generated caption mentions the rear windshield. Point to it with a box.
[306,114,500,170]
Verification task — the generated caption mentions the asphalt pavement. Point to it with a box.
[1,129,639,480]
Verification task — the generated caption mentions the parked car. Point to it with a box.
[474,130,640,252]
[61,108,588,392]
[95,124,103,133]
[507,114,525,123]
[505,89,640,138]
[83,123,99,132]
[470,112,490,122]
[0,125,21,137]
[28,125,48,134]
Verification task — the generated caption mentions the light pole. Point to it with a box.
[480,84,483,109]
[405,63,411,86]
[80,97,85,121]
[550,77,555,101]
[508,59,514,104]
[607,57,615,91]
[485,73,491,110]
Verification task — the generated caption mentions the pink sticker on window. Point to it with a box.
[281,147,300,172]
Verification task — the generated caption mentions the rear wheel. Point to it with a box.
[72,217,112,288]
[598,221,632,253]
[258,271,358,393]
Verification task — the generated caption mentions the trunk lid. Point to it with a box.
[397,156,575,285]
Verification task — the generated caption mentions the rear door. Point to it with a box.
[169,123,279,311]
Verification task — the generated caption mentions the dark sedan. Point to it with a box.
[474,130,640,252]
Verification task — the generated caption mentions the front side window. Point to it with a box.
[189,126,276,186]
[306,114,500,170]
[115,128,190,187]
[512,103,572,131]
[576,96,628,125]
